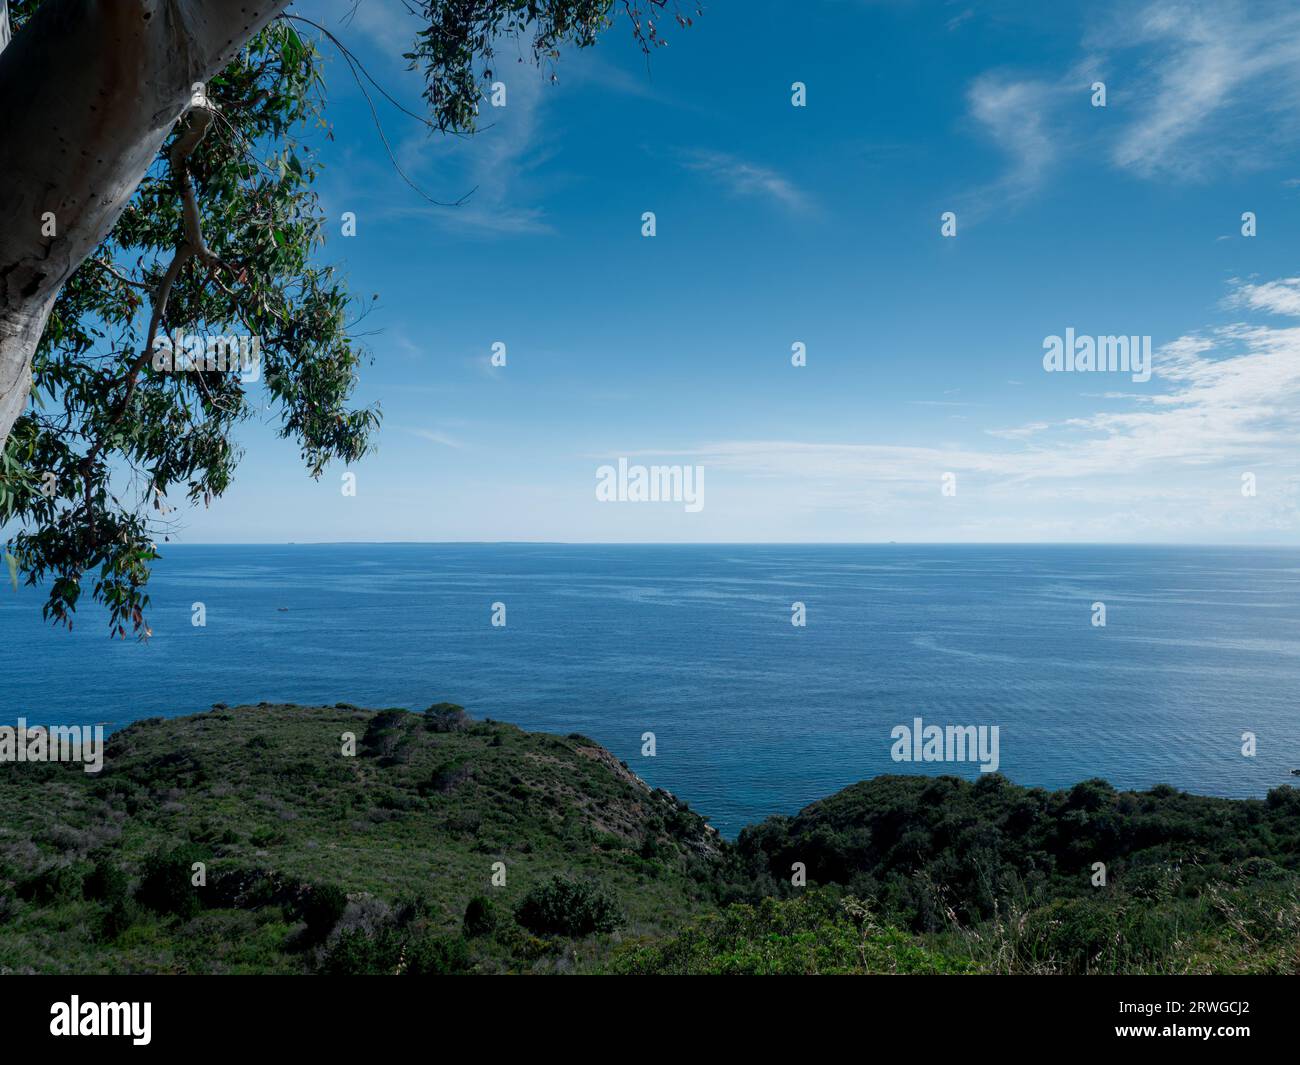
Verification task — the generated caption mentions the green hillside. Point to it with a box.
[0,703,720,973]
[712,773,1300,974]
[1,703,1297,974]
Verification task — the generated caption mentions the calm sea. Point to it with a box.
[3,543,1298,836]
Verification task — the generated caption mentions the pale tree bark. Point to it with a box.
[0,0,290,449]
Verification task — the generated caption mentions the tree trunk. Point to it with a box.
[0,0,288,449]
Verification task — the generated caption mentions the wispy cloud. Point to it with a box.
[325,0,416,54]
[985,422,1049,440]
[390,68,559,235]
[1227,278,1300,317]
[400,427,464,449]
[946,9,976,32]
[621,277,1300,536]
[678,150,815,214]
[310,2,567,237]
[962,1,1300,209]
[1106,1,1300,178]
[962,74,1062,215]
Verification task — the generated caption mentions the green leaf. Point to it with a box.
[282,25,305,67]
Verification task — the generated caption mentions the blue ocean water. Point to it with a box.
[2,544,1298,836]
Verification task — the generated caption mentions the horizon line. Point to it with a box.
[153,540,1300,549]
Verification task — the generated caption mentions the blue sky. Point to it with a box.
[182,0,1300,543]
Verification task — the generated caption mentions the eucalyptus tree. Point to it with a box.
[0,0,692,635]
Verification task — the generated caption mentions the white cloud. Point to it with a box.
[1106,1,1300,178]
[387,68,559,235]
[966,74,1059,203]
[307,4,569,236]
[962,1,1300,207]
[1227,278,1300,317]
[986,422,1049,440]
[401,427,463,449]
[679,150,814,214]
[619,277,1300,538]
[332,0,415,54]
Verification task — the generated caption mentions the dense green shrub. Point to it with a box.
[302,883,349,941]
[421,760,472,796]
[83,856,128,905]
[424,703,471,733]
[137,844,208,918]
[319,927,405,975]
[98,898,138,941]
[318,927,470,975]
[404,932,471,975]
[362,710,417,765]
[18,863,86,904]
[611,890,972,975]
[249,825,287,848]
[1017,898,1122,972]
[730,775,1300,924]
[462,894,497,938]
[515,876,621,937]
